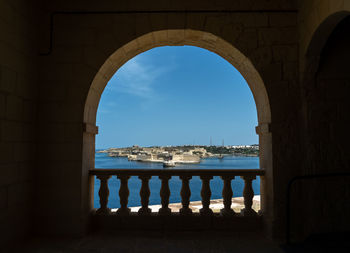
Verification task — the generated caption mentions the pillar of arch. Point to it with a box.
[83,29,273,231]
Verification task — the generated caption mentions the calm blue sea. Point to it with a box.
[94,152,260,208]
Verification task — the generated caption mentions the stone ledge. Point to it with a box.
[91,212,263,231]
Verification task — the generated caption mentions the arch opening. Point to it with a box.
[94,45,261,212]
[85,30,271,125]
[83,29,273,230]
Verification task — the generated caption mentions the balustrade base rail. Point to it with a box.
[91,211,263,232]
[90,168,264,220]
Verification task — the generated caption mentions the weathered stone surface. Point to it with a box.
[0,66,17,93]
[0,186,7,210]
[282,61,298,81]
[235,28,258,50]
[272,45,298,62]
[269,13,297,27]
[259,27,297,46]
[0,0,37,247]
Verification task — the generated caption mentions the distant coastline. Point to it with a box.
[98,144,259,165]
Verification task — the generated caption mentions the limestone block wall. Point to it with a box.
[290,0,350,242]
[0,0,38,246]
[36,0,299,240]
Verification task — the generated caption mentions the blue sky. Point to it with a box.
[96,46,258,149]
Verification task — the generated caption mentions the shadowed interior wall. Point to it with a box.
[7,0,350,246]
[290,15,350,242]
[0,0,38,245]
[311,16,350,173]
[36,0,299,241]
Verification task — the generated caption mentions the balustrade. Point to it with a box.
[221,175,235,216]
[241,175,257,216]
[90,169,264,217]
[159,175,171,215]
[200,175,213,215]
[138,175,151,215]
[116,175,130,215]
[96,175,111,215]
[179,175,192,215]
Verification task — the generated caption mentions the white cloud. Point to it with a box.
[108,56,172,99]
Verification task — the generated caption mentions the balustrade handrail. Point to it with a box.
[90,168,264,176]
[89,168,264,216]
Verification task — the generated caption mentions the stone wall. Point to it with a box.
[4,0,350,245]
[0,0,38,246]
[289,6,350,241]
[36,0,299,241]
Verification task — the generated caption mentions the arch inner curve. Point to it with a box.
[84,30,271,127]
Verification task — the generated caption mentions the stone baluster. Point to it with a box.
[138,175,152,215]
[200,175,213,215]
[179,175,192,215]
[96,175,111,215]
[240,175,257,216]
[158,175,171,215]
[220,175,235,216]
[116,175,131,215]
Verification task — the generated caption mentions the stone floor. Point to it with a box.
[6,231,283,253]
[281,232,350,253]
[6,230,350,252]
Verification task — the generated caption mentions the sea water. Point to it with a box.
[94,152,260,209]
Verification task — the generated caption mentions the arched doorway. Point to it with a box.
[295,13,350,241]
[83,29,273,233]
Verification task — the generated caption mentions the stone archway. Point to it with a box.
[85,30,271,125]
[83,29,273,232]
[300,12,350,172]
[292,11,350,241]
[301,11,350,82]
